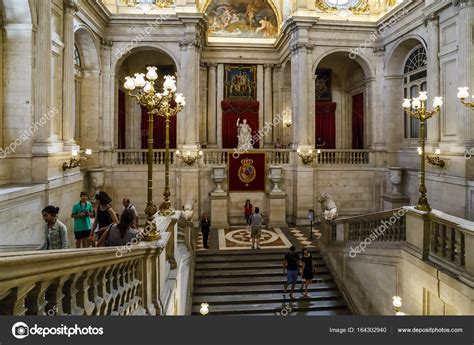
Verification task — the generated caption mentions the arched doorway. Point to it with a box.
[314,52,368,149]
[117,49,177,149]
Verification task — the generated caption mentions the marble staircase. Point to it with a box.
[191,250,351,316]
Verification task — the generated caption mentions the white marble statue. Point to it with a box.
[317,192,338,221]
[236,118,252,149]
[182,195,197,221]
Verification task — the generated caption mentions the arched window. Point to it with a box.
[73,45,82,143]
[403,46,427,139]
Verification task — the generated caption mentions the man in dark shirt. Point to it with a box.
[283,246,300,299]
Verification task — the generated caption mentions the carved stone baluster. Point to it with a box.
[441,224,447,258]
[88,268,105,315]
[108,264,120,315]
[0,285,35,315]
[25,280,54,315]
[104,265,115,315]
[76,271,95,315]
[62,273,85,315]
[455,230,465,267]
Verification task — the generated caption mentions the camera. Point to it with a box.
[15,325,29,337]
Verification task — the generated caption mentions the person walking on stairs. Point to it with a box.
[300,247,314,298]
[283,245,300,299]
[71,192,94,248]
[38,206,68,250]
[250,207,262,249]
[200,213,211,249]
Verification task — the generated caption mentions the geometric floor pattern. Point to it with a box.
[289,228,321,248]
[218,227,293,251]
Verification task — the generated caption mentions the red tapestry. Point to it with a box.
[222,99,260,149]
[141,107,177,149]
[315,101,336,149]
[228,152,266,192]
[352,93,364,149]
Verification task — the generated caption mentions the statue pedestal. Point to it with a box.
[382,194,410,210]
[210,192,229,229]
[266,191,288,228]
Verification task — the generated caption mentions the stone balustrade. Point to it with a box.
[317,149,371,165]
[0,212,196,316]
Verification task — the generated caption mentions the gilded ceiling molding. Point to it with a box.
[315,0,338,14]
[349,0,370,15]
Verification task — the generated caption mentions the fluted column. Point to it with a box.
[207,62,217,147]
[99,39,114,164]
[457,0,474,145]
[426,14,440,144]
[216,63,224,148]
[263,64,274,147]
[257,65,264,149]
[372,46,386,150]
[62,0,78,148]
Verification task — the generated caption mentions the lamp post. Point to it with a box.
[403,91,443,212]
[124,67,185,240]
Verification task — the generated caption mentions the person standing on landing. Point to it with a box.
[200,213,211,249]
[122,198,139,229]
[250,207,263,249]
[244,200,253,227]
[71,192,94,248]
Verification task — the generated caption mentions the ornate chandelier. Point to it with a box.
[126,0,174,11]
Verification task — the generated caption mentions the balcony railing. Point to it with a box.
[317,150,371,165]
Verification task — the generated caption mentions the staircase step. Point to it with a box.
[191,299,348,315]
[194,274,334,287]
[196,249,318,257]
[193,282,338,296]
[192,290,341,305]
[196,253,322,263]
[238,309,352,316]
[195,260,326,270]
[195,267,329,278]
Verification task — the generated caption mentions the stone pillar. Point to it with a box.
[99,40,114,166]
[457,1,474,147]
[372,46,387,152]
[207,62,217,147]
[179,38,201,148]
[257,65,264,149]
[425,14,440,144]
[273,64,283,143]
[216,63,224,148]
[62,0,78,148]
[263,64,274,147]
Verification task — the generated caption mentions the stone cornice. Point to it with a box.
[289,42,315,55]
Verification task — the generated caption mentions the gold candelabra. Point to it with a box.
[296,148,321,165]
[176,150,202,166]
[403,91,443,212]
[419,147,445,168]
[457,87,474,109]
[124,67,185,240]
[62,149,92,171]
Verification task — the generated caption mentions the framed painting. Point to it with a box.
[224,64,257,99]
[315,68,332,101]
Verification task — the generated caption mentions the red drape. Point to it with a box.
[118,90,126,149]
[315,101,336,149]
[141,107,177,149]
[221,100,260,149]
[352,93,364,149]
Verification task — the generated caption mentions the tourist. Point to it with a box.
[250,207,263,249]
[122,198,139,229]
[244,199,253,226]
[38,206,68,250]
[98,209,140,247]
[283,245,300,299]
[300,247,314,298]
[89,191,119,243]
[71,192,94,248]
[200,213,211,249]
[274,138,283,149]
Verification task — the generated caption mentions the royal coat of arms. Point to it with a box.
[238,158,256,186]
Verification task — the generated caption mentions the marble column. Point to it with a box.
[257,65,264,149]
[263,64,274,148]
[216,64,224,148]
[457,0,474,146]
[372,46,387,152]
[273,64,282,144]
[207,62,217,147]
[426,14,440,144]
[99,40,114,167]
[62,0,78,148]
[32,0,53,154]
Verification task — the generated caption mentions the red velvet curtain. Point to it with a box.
[118,90,126,149]
[221,100,260,149]
[352,93,364,149]
[315,101,336,149]
[141,107,177,149]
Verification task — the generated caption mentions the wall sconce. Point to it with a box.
[283,108,292,128]
[392,296,407,315]
[284,119,292,128]
[62,149,92,171]
[296,148,320,165]
[176,150,203,166]
[200,303,209,316]
[418,147,446,168]
[457,87,474,109]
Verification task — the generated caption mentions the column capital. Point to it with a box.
[205,62,218,69]
[179,38,202,50]
[290,42,315,55]
[63,0,79,12]
[373,45,386,56]
[263,63,275,70]
[423,13,439,27]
